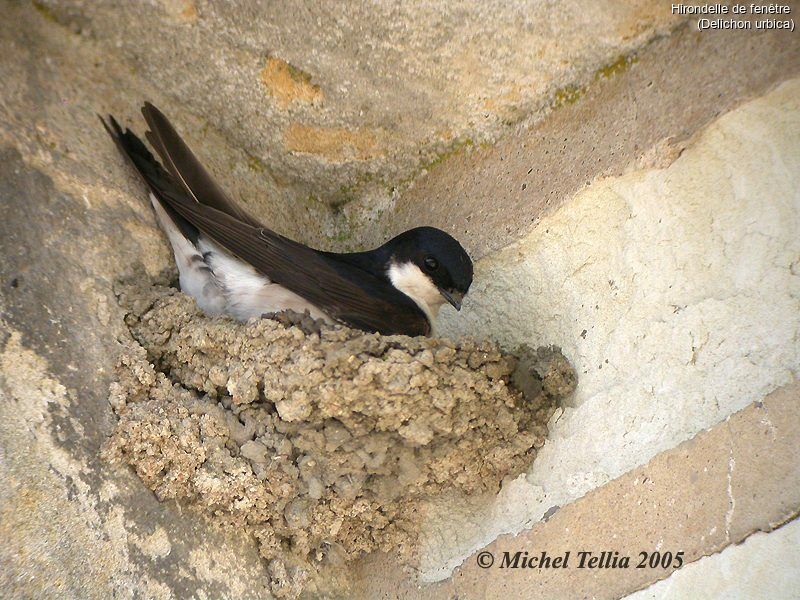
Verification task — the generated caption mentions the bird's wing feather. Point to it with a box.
[141,102,263,228]
[100,114,201,244]
[156,184,430,336]
[103,107,430,336]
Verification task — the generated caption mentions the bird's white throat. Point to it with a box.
[387,261,445,323]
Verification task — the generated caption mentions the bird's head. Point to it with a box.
[384,227,473,319]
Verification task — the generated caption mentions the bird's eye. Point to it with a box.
[423,256,439,271]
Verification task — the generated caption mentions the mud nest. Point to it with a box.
[103,278,576,597]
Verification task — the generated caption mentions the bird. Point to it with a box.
[101,103,473,336]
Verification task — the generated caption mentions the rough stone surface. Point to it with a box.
[31,0,681,212]
[361,22,800,256]
[0,149,273,599]
[1,1,797,597]
[104,279,573,597]
[625,518,800,600]
[421,77,800,581]
[352,383,800,599]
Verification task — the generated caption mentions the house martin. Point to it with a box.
[101,103,473,336]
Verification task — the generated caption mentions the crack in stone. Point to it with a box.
[725,433,736,543]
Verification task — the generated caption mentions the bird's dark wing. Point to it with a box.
[141,102,263,228]
[100,114,201,244]
[158,191,430,335]
[102,107,430,336]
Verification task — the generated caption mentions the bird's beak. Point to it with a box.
[438,288,464,311]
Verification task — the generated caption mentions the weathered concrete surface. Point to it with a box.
[1,0,798,597]
[352,382,800,598]
[0,148,273,598]
[31,0,681,213]
[0,1,336,247]
[0,329,270,599]
[0,6,300,592]
[625,517,800,600]
[424,77,800,581]
[359,20,800,256]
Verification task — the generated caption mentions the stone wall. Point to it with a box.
[1,1,798,598]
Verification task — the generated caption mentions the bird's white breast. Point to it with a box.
[198,237,332,322]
